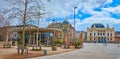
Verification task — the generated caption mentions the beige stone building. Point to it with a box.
[87,23,115,43]
[47,20,75,45]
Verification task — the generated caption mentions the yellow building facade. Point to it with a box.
[87,24,115,43]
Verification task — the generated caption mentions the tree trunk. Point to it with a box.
[21,0,28,55]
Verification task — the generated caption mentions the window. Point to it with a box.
[103,33,105,36]
[107,33,109,36]
[111,38,112,41]
[90,33,92,36]
[90,38,91,40]
[108,38,109,41]
[110,33,112,36]
[60,35,62,36]
[101,33,102,36]
[98,33,99,36]
[94,32,96,36]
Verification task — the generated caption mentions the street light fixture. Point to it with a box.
[74,7,77,40]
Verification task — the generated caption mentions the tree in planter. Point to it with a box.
[55,40,62,47]
[17,39,22,54]
[52,40,60,51]
[52,39,63,50]
[17,41,28,54]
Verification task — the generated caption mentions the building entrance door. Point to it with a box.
[98,37,100,43]
[103,38,107,43]
[101,37,104,43]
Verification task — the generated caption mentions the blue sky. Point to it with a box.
[0,0,120,31]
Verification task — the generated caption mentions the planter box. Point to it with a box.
[52,46,57,51]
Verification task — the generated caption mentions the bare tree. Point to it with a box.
[0,13,14,48]
[1,0,51,55]
[0,14,12,27]
[0,14,5,27]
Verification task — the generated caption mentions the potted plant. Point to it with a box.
[75,42,81,49]
[52,45,57,51]
[52,40,58,51]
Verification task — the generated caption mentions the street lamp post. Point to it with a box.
[52,19,56,50]
[74,7,77,40]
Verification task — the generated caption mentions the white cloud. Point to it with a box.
[68,16,120,31]
[43,0,80,17]
[102,5,120,14]
[1,0,120,31]
[78,0,112,14]
[14,0,120,32]
[41,0,114,19]
[82,16,120,25]
[43,0,112,17]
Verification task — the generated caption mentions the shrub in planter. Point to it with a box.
[52,40,63,51]
[32,45,41,51]
[77,42,80,46]
[52,45,57,51]
[64,45,70,49]
[12,41,16,46]
[57,40,62,47]
[75,42,81,48]
[32,48,41,51]
[3,43,11,48]
[52,40,59,51]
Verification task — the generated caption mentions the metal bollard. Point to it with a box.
[44,50,48,55]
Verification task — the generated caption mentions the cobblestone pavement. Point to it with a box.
[29,43,120,59]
